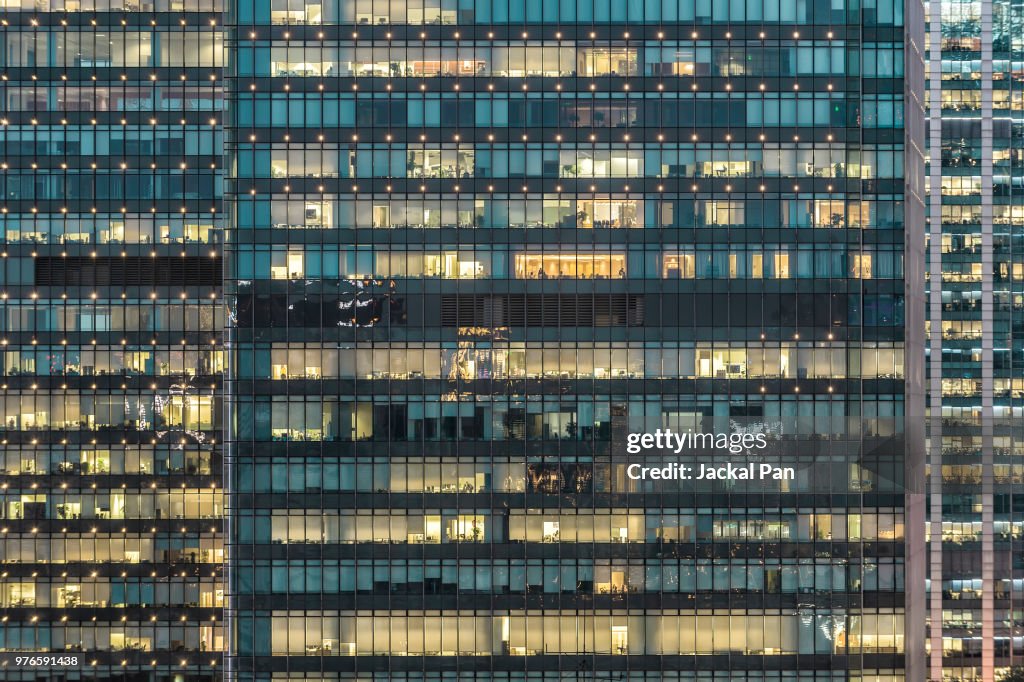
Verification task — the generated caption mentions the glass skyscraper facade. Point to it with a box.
[0,0,936,679]
[225,2,925,682]
[924,0,1024,679]
[0,0,225,680]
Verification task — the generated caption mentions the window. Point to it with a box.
[577,48,638,76]
[270,251,305,279]
[662,253,696,278]
[576,198,641,228]
[813,200,848,227]
[560,150,643,177]
[695,348,748,378]
[423,252,488,279]
[514,254,626,279]
[446,515,485,542]
[773,253,790,278]
[271,0,324,24]
[406,148,475,178]
[851,253,872,278]
[704,200,745,225]
[699,161,753,177]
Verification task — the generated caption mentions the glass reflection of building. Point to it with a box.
[925,0,1024,679]
[0,0,225,679]
[225,1,925,682]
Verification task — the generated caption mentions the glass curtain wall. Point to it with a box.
[0,0,225,679]
[225,0,925,681]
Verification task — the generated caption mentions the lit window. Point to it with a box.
[514,254,626,279]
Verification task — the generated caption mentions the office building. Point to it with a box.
[925,0,1024,679]
[0,0,224,679]
[225,1,926,682]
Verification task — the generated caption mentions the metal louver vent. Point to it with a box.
[34,257,222,287]
[440,294,643,327]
